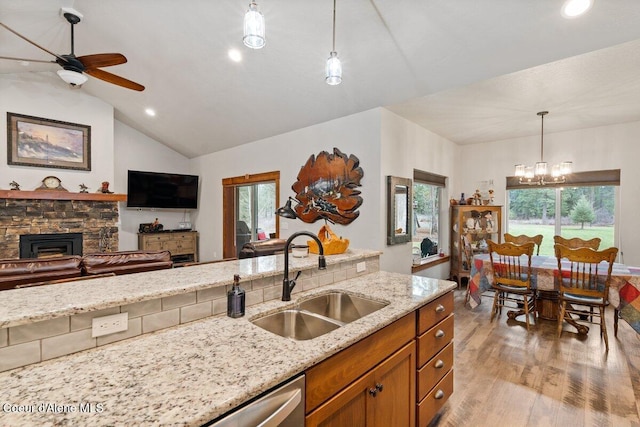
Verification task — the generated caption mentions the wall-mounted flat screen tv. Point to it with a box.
[127,170,199,209]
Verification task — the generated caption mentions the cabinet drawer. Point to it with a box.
[418,292,453,335]
[143,241,164,251]
[417,369,454,427]
[417,314,454,367]
[417,342,453,401]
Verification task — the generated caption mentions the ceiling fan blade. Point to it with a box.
[0,55,56,64]
[0,22,68,64]
[85,68,145,91]
[78,53,127,69]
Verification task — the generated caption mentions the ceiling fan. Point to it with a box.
[0,9,145,91]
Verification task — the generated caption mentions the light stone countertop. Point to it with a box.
[0,269,456,426]
[0,248,380,328]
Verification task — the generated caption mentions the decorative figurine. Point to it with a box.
[9,181,20,191]
[488,189,495,205]
[79,183,89,193]
[99,181,113,194]
[472,189,482,206]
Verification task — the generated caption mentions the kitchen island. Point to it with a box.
[0,250,455,426]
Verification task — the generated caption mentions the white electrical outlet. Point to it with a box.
[92,313,128,338]
[356,261,366,273]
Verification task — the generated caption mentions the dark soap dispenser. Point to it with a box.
[227,274,245,318]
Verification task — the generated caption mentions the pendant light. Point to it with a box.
[514,111,573,185]
[325,0,342,85]
[243,2,265,49]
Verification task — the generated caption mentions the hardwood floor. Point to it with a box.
[433,289,640,427]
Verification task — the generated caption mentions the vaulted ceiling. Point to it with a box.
[2,0,640,158]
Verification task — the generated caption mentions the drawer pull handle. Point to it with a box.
[434,359,445,369]
[435,304,445,313]
[434,390,445,400]
[369,388,378,397]
[375,383,383,392]
[435,329,445,338]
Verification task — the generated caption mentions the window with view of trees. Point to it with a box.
[508,185,616,256]
[412,170,446,264]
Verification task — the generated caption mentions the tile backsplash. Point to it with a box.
[0,255,379,372]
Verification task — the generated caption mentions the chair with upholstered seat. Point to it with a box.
[554,244,618,351]
[504,233,543,255]
[553,235,601,250]
[487,240,536,330]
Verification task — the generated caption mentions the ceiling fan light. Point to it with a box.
[325,52,342,85]
[57,69,88,86]
[243,2,265,49]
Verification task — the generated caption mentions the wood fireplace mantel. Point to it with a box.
[0,190,126,202]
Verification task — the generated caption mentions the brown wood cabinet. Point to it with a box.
[416,292,455,426]
[306,313,416,426]
[138,231,198,265]
[305,290,455,427]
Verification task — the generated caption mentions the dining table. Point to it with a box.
[467,253,640,335]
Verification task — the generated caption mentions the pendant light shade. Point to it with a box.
[243,2,265,49]
[325,0,342,85]
[325,51,342,85]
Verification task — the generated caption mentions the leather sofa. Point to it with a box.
[0,250,172,291]
[238,239,287,259]
[82,250,172,276]
[0,256,83,291]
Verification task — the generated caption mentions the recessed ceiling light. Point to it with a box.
[562,0,593,18]
[228,48,242,62]
[145,108,156,117]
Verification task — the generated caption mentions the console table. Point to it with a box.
[138,230,198,265]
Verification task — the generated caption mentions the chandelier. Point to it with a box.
[514,111,572,185]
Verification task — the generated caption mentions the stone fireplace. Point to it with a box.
[0,194,121,259]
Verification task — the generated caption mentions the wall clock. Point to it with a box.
[36,176,68,191]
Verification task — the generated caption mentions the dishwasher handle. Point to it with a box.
[257,389,302,427]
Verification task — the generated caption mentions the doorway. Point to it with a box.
[222,171,280,258]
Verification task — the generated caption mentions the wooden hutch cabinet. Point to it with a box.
[449,205,502,287]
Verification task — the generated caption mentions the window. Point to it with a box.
[507,170,619,256]
[412,170,446,264]
[222,171,280,258]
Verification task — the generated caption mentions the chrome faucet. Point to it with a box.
[282,231,326,301]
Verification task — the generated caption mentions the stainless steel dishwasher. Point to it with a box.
[207,374,305,427]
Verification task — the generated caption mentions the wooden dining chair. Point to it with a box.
[487,240,536,330]
[553,235,601,250]
[504,233,543,255]
[554,244,618,351]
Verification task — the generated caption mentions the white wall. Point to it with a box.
[0,74,114,192]
[379,109,457,276]
[456,120,640,266]
[114,121,192,250]
[1,73,196,253]
[190,109,383,262]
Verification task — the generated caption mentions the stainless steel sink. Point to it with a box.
[297,292,389,323]
[251,310,341,341]
[251,292,389,340]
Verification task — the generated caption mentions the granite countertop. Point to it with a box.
[0,270,455,426]
[0,248,380,328]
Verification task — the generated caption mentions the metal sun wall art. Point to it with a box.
[292,148,363,225]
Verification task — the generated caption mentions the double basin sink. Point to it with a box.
[251,291,389,340]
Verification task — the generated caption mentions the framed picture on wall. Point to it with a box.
[7,112,91,171]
